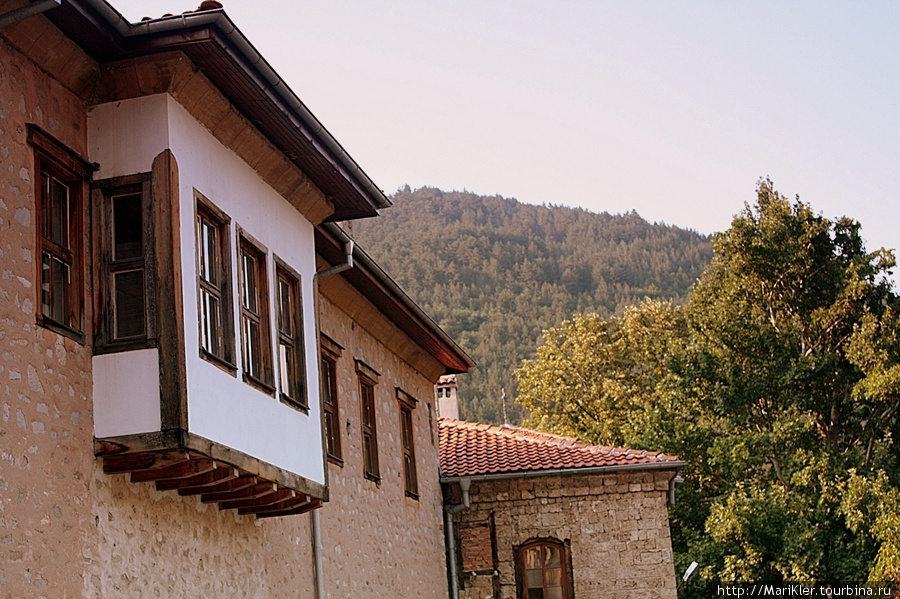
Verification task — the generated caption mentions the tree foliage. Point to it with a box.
[516,180,900,586]
[353,186,712,423]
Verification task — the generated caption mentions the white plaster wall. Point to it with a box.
[87,95,170,179]
[86,94,325,485]
[92,349,161,438]
[88,96,169,440]
[166,96,324,485]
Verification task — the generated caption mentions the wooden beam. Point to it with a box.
[180,475,256,497]
[102,451,189,474]
[238,493,309,516]
[255,499,323,519]
[156,465,238,492]
[218,489,295,511]
[130,457,215,483]
[201,482,277,504]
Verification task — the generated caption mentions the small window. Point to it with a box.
[517,539,571,599]
[195,195,235,369]
[93,174,155,351]
[356,360,380,482]
[275,260,306,409]
[28,125,94,342]
[322,336,343,463]
[239,234,273,390]
[397,389,418,498]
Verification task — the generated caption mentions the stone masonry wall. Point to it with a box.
[453,471,679,599]
[1,31,97,599]
[317,292,449,599]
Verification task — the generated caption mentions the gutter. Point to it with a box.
[440,460,685,485]
[80,0,391,212]
[0,0,60,29]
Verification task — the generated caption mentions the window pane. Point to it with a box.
[547,588,563,599]
[41,252,51,318]
[200,290,220,353]
[545,545,561,569]
[279,341,292,393]
[278,277,292,335]
[545,568,562,587]
[114,269,145,339]
[199,218,216,285]
[241,252,257,312]
[113,193,143,260]
[51,257,68,325]
[50,177,69,247]
[528,590,545,599]
[243,318,260,378]
[524,547,541,570]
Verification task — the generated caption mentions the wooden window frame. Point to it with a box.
[321,335,343,464]
[238,232,274,392]
[397,388,419,499]
[195,193,235,372]
[515,538,574,599]
[356,360,380,482]
[28,125,94,344]
[93,173,156,353]
[275,258,307,410]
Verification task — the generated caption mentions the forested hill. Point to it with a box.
[351,186,713,424]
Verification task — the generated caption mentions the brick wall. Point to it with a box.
[452,471,679,599]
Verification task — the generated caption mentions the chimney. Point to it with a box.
[435,375,459,420]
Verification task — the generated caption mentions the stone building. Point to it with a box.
[0,0,473,597]
[440,419,683,599]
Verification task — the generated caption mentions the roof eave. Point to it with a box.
[316,222,475,374]
[47,0,391,220]
[439,460,686,484]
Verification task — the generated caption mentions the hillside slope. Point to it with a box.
[352,186,712,423]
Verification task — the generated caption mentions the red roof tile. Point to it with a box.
[439,418,681,478]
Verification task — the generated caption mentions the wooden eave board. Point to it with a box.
[180,38,377,221]
[43,0,129,62]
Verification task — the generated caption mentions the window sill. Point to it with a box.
[405,490,419,501]
[279,393,309,414]
[364,472,381,486]
[93,338,157,356]
[199,349,237,376]
[327,455,344,467]
[37,317,85,345]
[243,373,276,396]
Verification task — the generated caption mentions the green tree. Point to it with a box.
[516,180,900,586]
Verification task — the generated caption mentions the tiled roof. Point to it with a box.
[439,418,681,479]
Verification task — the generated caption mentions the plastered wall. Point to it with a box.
[452,471,679,599]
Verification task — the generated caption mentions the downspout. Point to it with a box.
[445,478,471,599]
[668,474,684,506]
[316,239,354,280]
[311,509,325,599]
[309,238,354,599]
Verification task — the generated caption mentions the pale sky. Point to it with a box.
[113,1,899,276]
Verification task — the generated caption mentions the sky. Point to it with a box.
[112,1,899,274]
